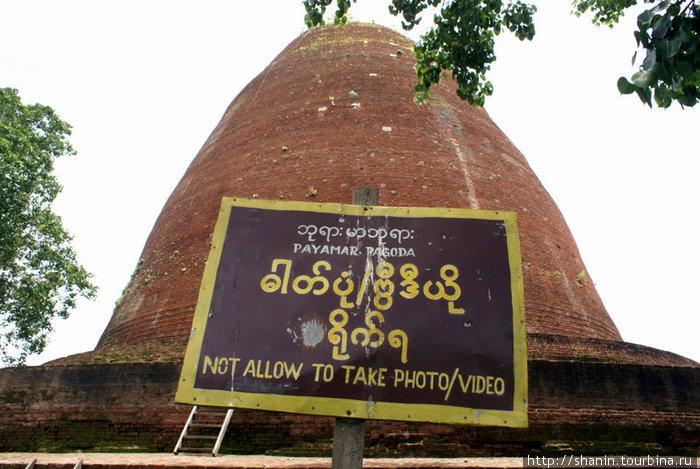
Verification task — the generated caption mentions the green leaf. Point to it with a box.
[635,86,653,107]
[656,58,673,82]
[631,67,656,87]
[642,48,657,70]
[653,86,672,107]
[637,9,654,28]
[676,60,692,79]
[657,37,683,58]
[652,12,671,37]
[617,76,637,94]
[677,93,698,107]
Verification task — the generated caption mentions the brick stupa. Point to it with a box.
[1,23,697,455]
[97,23,688,367]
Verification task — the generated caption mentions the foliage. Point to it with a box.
[0,87,96,366]
[303,0,698,108]
[615,0,698,107]
[303,0,536,106]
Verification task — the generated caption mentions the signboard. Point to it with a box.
[175,198,527,427]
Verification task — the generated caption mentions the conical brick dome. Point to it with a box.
[97,23,622,353]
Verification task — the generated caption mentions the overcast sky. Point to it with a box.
[2,0,698,366]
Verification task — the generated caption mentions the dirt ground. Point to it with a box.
[0,453,524,468]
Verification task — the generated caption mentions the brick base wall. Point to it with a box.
[1,358,697,456]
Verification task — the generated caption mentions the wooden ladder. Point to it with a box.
[173,405,234,457]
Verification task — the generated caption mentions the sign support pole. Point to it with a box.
[330,187,378,469]
[331,417,365,469]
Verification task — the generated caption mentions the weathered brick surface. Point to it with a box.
[0,362,183,452]
[44,333,697,368]
[1,356,697,455]
[525,334,698,367]
[98,23,622,353]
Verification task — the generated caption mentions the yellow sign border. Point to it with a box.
[175,197,527,427]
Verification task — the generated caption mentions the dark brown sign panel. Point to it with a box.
[176,198,527,427]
